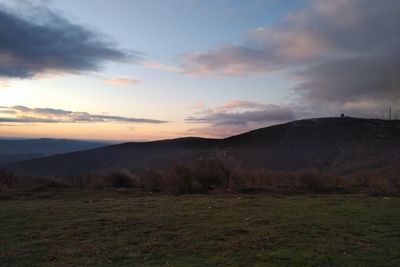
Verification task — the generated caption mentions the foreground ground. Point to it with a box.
[0,190,399,266]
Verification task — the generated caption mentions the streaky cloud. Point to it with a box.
[185,100,295,137]
[105,76,141,86]
[0,106,168,124]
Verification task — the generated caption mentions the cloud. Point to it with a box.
[0,80,9,87]
[191,101,206,109]
[219,100,269,110]
[295,53,400,106]
[179,0,400,117]
[0,106,168,124]
[0,2,140,79]
[141,60,182,73]
[181,0,399,77]
[105,76,141,86]
[0,109,16,114]
[186,106,295,126]
[180,31,329,76]
[185,100,295,137]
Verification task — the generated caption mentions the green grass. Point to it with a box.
[0,189,399,266]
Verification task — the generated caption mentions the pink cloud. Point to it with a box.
[141,61,182,73]
[105,76,141,86]
[219,100,267,110]
[192,101,206,109]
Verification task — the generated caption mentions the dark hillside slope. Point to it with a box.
[221,117,400,175]
[7,118,400,177]
[7,137,218,177]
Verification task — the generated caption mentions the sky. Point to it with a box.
[0,0,399,140]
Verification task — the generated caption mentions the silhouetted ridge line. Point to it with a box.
[7,117,400,178]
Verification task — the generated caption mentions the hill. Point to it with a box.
[7,117,400,178]
[0,138,111,166]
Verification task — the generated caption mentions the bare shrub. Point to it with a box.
[2,150,398,196]
[366,177,395,196]
[89,170,137,188]
[138,169,165,192]
[172,163,195,194]
[230,168,274,192]
[351,175,399,196]
[0,168,15,188]
[350,175,370,190]
[296,169,327,193]
[189,151,239,192]
[31,176,71,189]
[229,168,350,194]
[69,174,95,188]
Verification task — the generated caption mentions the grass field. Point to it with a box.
[0,190,399,266]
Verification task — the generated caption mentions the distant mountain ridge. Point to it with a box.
[0,138,111,165]
[7,117,400,178]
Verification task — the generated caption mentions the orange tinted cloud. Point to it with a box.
[220,100,267,110]
[141,61,182,73]
[192,101,205,109]
[105,76,141,86]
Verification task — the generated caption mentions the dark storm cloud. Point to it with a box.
[0,106,168,124]
[0,3,140,79]
[295,53,400,105]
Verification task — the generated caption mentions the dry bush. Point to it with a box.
[229,168,273,192]
[189,151,239,192]
[191,158,225,191]
[91,170,138,188]
[349,175,399,196]
[27,176,71,189]
[0,168,15,188]
[2,151,398,196]
[296,170,325,192]
[138,168,166,192]
[366,177,396,196]
[67,174,95,188]
[170,163,196,194]
[292,169,346,193]
[229,168,350,194]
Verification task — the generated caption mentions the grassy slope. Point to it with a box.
[0,190,399,266]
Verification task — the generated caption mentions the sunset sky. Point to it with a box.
[0,0,399,140]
